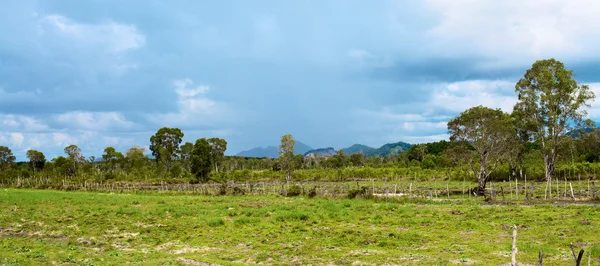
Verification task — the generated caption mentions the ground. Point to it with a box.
[1,189,599,265]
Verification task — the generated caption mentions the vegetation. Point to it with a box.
[1,189,599,265]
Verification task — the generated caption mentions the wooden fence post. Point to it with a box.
[511,225,518,266]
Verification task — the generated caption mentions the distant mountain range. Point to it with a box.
[304,147,336,157]
[236,141,412,158]
[236,141,313,158]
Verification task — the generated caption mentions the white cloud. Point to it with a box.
[39,14,145,54]
[55,111,136,131]
[430,80,517,113]
[150,79,230,128]
[347,49,372,59]
[10,133,24,147]
[0,114,49,132]
[426,0,600,64]
[173,79,210,97]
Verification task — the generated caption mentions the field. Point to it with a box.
[1,189,600,265]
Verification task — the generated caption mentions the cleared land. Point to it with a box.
[1,189,599,265]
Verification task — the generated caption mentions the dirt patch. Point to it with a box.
[177,257,223,266]
[450,258,476,265]
[348,250,384,256]
[172,246,218,254]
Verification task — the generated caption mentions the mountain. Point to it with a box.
[236,141,313,158]
[341,144,376,155]
[304,147,336,157]
[236,146,279,158]
[369,141,412,157]
[340,142,411,157]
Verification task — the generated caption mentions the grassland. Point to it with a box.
[1,189,599,265]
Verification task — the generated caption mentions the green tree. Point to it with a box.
[191,138,213,182]
[149,127,184,171]
[179,142,194,173]
[514,59,595,185]
[448,106,512,195]
[208,138,227,173]
[331,150,349,168]
[125,146,147,172]
[349,152,364,167]
[64,144,84,175]
[102,147,124,171]
[0,146,16,170]
[278,134,295,183]
[26,150,46,175]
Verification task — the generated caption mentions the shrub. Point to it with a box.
[307,186,317,198]
[286,185,302,197]
[347,186,372,199]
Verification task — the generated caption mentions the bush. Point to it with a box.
[307,186,317,198]
[232,186,246,196]
[217,183,228,195]
[285,184,302,197]
[347,186,373,199]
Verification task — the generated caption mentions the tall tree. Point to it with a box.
[208,138,227,173]
[179,142,194,173]
[350,152,364,167]
[149,127,184,171]
[26,149,46,175]
[102,147,124,171]
[0,146,16,170]
[514,59,595,185]
[125,146,147,172]
[448,106,512,195]
[278,134,296,183]
[64,144,84,175]
[191,138,213,182]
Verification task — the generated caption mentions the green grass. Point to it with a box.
[1,189,599,265]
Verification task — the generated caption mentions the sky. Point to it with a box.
[3,0,600,160]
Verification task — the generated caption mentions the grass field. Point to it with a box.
[1,189,599,265]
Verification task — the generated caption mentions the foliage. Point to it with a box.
[0,146,16,171]
[514,58,595,182]
[278,134,296,183]
[191,138,213,182]
[448,106,513,194]
[149,127,184,171]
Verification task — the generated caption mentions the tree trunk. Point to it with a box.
[544,154,555,184]
[475,157,488,196]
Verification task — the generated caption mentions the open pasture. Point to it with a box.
[1,189,600,265]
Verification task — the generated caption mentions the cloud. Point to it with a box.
[430,80,517,113]
[173,79,209,97]
[10,133,24,147]
[0,114,49,132]
[149,79,231,129]
[54,111,136,131]
[425,0,600,64]
[39,14,145,54]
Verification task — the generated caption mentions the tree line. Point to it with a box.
[0,59,598,195]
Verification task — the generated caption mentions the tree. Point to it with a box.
[26,150,46,175]
[350,152,364,167]
[191,138,213,182]
[514,59,595,185]
[149,127,184,171]
[278,134,295,183]
[0,146,16,170]
[448,106,513,195]
[125,146,147,172]
[179,142,194,173]
[208,138,227,173]
[64,144,84,175]
[102,147,124,171]
[330,150,349,168]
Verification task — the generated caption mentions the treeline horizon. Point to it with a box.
[1,59,600,194]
